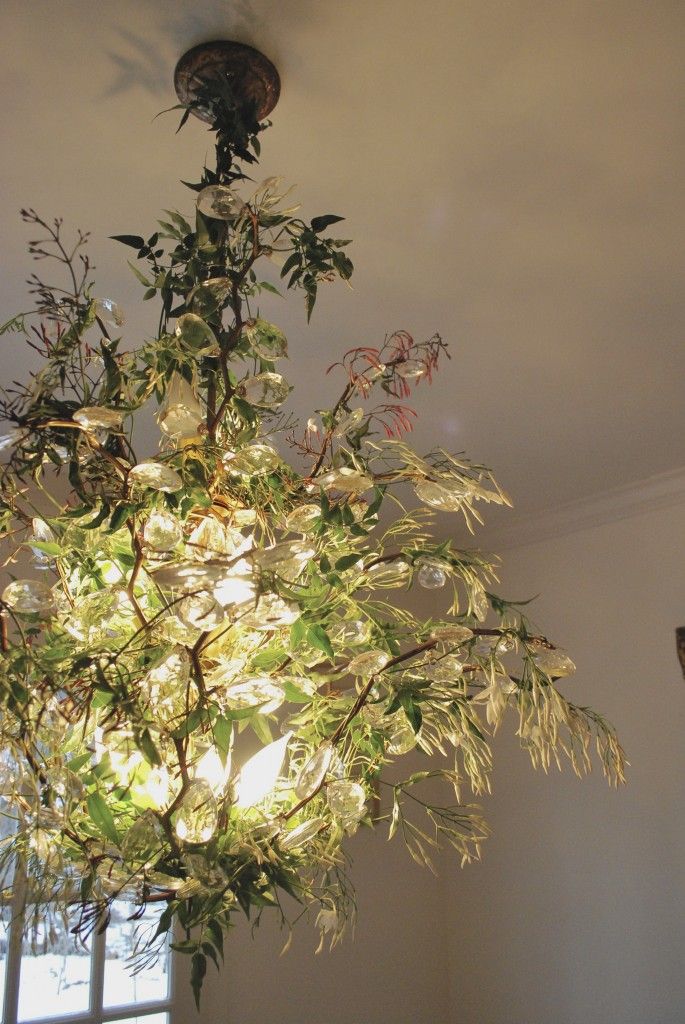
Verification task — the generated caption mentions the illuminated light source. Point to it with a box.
[235,733,292,808]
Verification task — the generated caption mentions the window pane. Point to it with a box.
[103,900,169,1009]
[17,912,91,1021]
[110,1014,168,1024]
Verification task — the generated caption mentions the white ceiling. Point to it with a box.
[1,0,684,530]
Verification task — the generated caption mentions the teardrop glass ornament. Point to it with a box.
[175,781,219,843]
[294,742,334,800]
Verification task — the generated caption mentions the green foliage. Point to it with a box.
[0,73,625,1004]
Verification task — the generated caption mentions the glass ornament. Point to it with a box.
[294,742,334,800]
[189,277,232,317]
[414,479,472,511]
[244,318,288,360]
[143,511,183,552]
[128,461,183,492]
[416,559,448,589]
[63,590,120,642]
[422,654,464,683]
[278,817,326,851]
[532,647,577,677]
[284,503,321,534]
[73,406,123,431]
[158,373,204,439]
[212,569,258,610]
[396,358,426,380]
[240,593,300,630]
[348,650,390,676]
[225,443,281,476]
[93,297,125,327]
[332,407,364,438]
[175,313,220,355]
[241,371,289,409]
[2,579,56,617]
[251,539,314,574]
[121,810,164,867]
[319,466,373,493]
[330,618,369,646]
[30,518,56,568]
[195,746,232,794]
[234,733,291,808]
[197,184,246,220]
[387,714,418,755]
[223,677,285,714]
[176,592,226,630]
[187,517,250,560]
[430,624,474,644]
[175,781,219,843]
[152,559,230,591]
[326,779,366,827]
[365,558,411,588]
[0,426,23,452]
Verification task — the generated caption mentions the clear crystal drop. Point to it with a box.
[0,426,23,452]
[332,407,365,438]
[294,743,334,800]
[73,406,123,431]
[330,618,369,646]
[365,558,411,587]
[93,297,125,327]
[252,540,314,573]
[197,185,246,221]
[187,517,249,560]
[63,590,119,641]
[128,461,183,492]
[225,443,281,476]
[422,654,464,682]
[244,318,288,360]
[387,714,418,755]
[146,647,191,688]
[414,479,465,511]
[121,810,163,867]
[327,780,366,827]
[533,648,576,677]
[240,593,300,631]
[417,559,448,589]
[152,559,228,591]
[430,624,474,644]
[158,374,203,439]
[30,518,56,567]
[143,511,183,551]
[241,372,289,409]
[189,277,232,317]
[175,781,218,843]
[284,504,321,534]
[278,817,326,851]
[395,358,426,380]
[319,466,373,493]
[348,649,390,676]
[175,313,220,355]
[223,677,285,714]
[177,592,225,630]
[2,579,55,617]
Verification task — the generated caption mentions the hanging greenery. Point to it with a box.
[0,64,625,1005]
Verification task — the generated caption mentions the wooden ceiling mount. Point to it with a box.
[174,40,280,123]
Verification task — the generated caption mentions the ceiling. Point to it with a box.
[1,0,683,535]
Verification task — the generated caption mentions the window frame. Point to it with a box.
[1,870,176,1024]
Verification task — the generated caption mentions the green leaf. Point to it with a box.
[400,692,423,734]
[335,553,362,571]
[306,624,334,660]
[251,715,273,746]
[310,214,345,233]
[213,716,233,763]
[110,234,145,249]
[137,729,162,767]
[290,618,307,651]
[86,792,119,845]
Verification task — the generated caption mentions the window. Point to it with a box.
[1,879,173,1024]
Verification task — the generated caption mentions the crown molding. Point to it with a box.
[476,466,685,552]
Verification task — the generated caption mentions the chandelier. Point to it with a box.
[0,41,625,1004]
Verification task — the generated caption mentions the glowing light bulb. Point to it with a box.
[195,747,232,794]
[235,732,292,809]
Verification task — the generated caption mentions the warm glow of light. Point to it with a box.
[195,747,232,793]
[235,732,292,808]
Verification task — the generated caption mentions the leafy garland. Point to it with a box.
[0,78,625,1005]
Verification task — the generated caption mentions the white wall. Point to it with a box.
[198,498,685,1023]
[443,500,685,1024]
